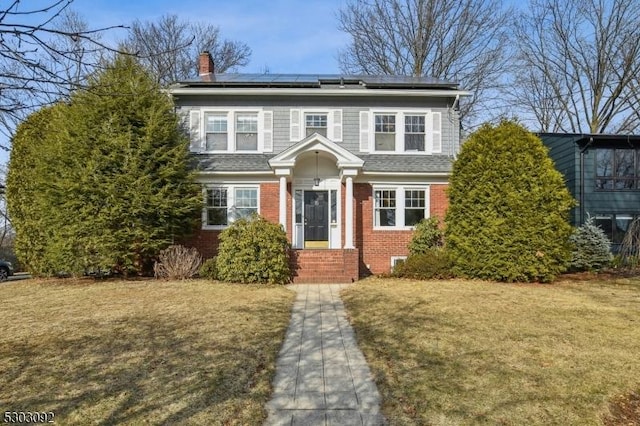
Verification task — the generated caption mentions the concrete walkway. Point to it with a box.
[265,284,385,426]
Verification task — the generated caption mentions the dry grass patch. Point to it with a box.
[342,277,640,425]
[0,278,295,425]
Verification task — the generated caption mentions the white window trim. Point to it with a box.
[390,256,408,269]
[372,185,430,230]
[291,109,343,142]
[202,184,260,230]
[367,108,441,154]
[196,108,269,154]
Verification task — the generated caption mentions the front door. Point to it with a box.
[304,190,329,248]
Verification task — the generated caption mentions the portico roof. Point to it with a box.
[268,133,364,170]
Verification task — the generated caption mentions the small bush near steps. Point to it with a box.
[199,257,218,280]
[216,215,291,284]
[393,249,454,280]
[154,245,202,280]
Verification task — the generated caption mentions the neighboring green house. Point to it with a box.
[539,133,640,251]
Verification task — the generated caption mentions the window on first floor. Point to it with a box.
[374,186,428,228]
[204,186,259,228]
[594,214,637,251]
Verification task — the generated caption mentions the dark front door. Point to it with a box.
[304,190,329,247]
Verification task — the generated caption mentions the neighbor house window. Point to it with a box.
[404,190,426,226]
[203,185,259,228]
[374,190,396,226]
[204,113,228,151]
[305,113,328,137]
[596,148,638,190]
[235,114,258,151]
[404,115,425,151]
[205,188,227,226]
[374,114,396,151]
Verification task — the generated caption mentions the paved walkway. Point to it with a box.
[265,284,385,426]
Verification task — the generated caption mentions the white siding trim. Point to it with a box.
[189,110,202,152]
[290,109,301,141]
[359,110,370,152]
[262,111,273,152]
[329,109,343,142]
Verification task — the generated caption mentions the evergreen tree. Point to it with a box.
[445,120,575,282]
[7,55,202,276]
[569,216,612,271]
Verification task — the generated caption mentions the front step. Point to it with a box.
[289,249,359,283]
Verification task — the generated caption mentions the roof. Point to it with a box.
[174,73,460,90]
[191,153,453,174]
[538,133,640,145]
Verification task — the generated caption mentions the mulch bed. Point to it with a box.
[603,390,640,426]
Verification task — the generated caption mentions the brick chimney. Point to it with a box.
[198,51,214,76]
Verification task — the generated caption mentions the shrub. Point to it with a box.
[569,216,612,271]
[408,217,443,255]
[199,257,218,280]
[445,120,575,282]
[216,215,291,284]
[154,245,202,280]
[393,249,454,280]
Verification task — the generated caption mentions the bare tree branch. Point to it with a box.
[510,0,640,133]
[337,0,512,126]
[121,14,251,87]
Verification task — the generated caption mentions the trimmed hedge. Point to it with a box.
[216,216,291,284]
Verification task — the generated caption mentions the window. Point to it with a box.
[595,215,613,241]
[404,190,426,226]
[405,115,425,151]
[614,215,633,244]
[235,114,258,151]
[205,188,227,226]
[374,186,429,228]
[233,188,258,219]
[305,113,328,137]
[596,148,638,190]
[203,186,259,228]
[205,113,228,151]
[374,114,396,151]
[374,190,396,226]
[594,213,639,252]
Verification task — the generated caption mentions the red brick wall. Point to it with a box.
[183,181,449,278]
[354,183,450,276]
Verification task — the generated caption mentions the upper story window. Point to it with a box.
[236,114,258,151]
[596,148,639,190]
[189,109,273,153]
[360,110,441,154]
[373,186,429,229]
[305,114,328,137]
[404,115,425,151]
[204,185,259,229]
[374,114,396,151]
[205,113,228,151]
[290,109,343,141]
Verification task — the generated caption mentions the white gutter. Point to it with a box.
[170,87,472,98]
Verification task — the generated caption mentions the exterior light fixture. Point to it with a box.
[313,151,320,186]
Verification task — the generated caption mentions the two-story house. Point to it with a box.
[170,52,469,282]
[540,133,640,252]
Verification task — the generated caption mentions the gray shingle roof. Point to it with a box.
[191,154,273,172]
[360,154,453,173]
[191,153,453,174]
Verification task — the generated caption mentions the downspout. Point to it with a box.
[579,137,594,224]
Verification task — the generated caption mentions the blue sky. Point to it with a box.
[72,0,350,73]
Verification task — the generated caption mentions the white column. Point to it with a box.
[344,176,354,249]
[279,175,287,230]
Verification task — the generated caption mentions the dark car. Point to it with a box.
[0,260,14,282]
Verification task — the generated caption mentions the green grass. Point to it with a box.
[0,278,295,425]
[341,277,640,425]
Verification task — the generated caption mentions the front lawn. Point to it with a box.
[342,277,640,425]
[0,279,294,425]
